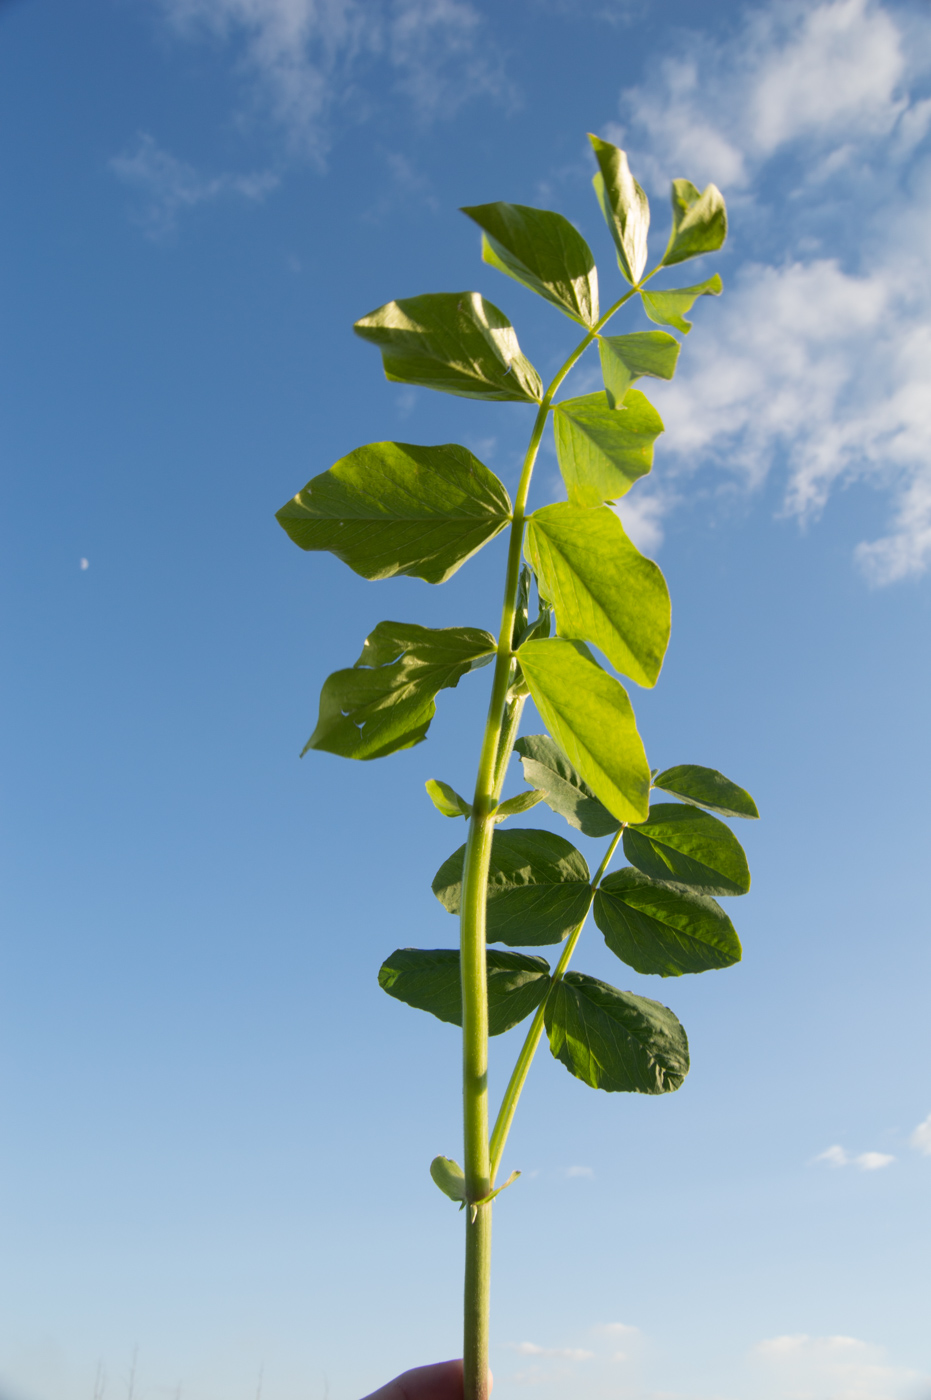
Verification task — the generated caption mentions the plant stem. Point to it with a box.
[458,285,642,1400]
[488,824,625,1182]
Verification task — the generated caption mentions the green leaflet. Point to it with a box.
[663,179,727,268]
[598,331,680,410]
[494,790,545,821]
[588,134,649,285]
[513,734,620,838]
[426,778,472,818]
[306,621,495,761]
[431,1155,468,1202]
[354,292,542,403]
[653,764,759,820]
[624,803,751,896]
[379,948,551,1036]
[594,867,741,977]
[461,202,599,328]
[517,638,651,824]
[525,502,671,689]
[432,827,592,947]
[276,441,511,585]
[641,275,722,335]
[553,390,663,507]
[545,971,689,1093]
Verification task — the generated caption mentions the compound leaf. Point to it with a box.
[354,292,542,403]
[526,502,670,689]
[517,638,651,824]
[553,390,663,507]
[599,331,680,409]
[595,867,741,977]
[276,441,511,585]
[663,180,727,268]
[641,275,722,335]
[588,135,650,285]
[426,778,472,818]
[379,947,551,1036]
[307,621,495,761]
[462,202,599,327]
[545,971,689,1093]
[432,827,591,947]
[514,734,620,838]
[653,765,759,820]
[624,803,750,896]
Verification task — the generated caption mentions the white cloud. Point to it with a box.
[155,0,509,162]
[110,133,278,236]
[615,0,931,582]
[565,1165,594,1178]
[511,1342,594,1360]
[910,1112,931,1155]
[813,1144,895,1170]
[753,1331,927,1400]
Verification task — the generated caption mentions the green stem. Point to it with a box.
[488,825,625,1183]
[459,283,644,1400]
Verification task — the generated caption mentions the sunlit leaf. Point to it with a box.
[525,502,671,688]
[426,778,472,818]
[306,622,495,761]
[588,135,649,285]
[598,331,680,409]
[653,765,759,820]
[517,638,651,823]
[624,803,750,896]
[663,179,727,268]
[432,828,591,947]
[494,790,546,821]
[379,947,551,1036]
[513,734,620,838]
[641,274,722,335]
[545,971,689,1093]
[354,292,542,402]
[553,390,663,507]
[276,441,511,584]
[595,867,741,976]
[431,1155,467,1202]
[462,202,599,327]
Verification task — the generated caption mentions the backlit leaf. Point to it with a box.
[588,135,650,284]
[545,971,689,1093]
[641,274,722,335]
[306,622,495,761]
[379,947,551,1036]
[525,502,670,688]
[494,790,545,821]
[431,1156,467,1202]
[432,827,591,947]
[426,778,472,818]
[517,638,651,824]
[514,734,620,838]
[623,803,750,896]
[663,179,727,267]
[598,331,680,409]
[652,764,759,819]
[354,292,542,402]
[553,390,663,507]
[276,441,511,584]
[462,202,599,327]
[594,867,741,976]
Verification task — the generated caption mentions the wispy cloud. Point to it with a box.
[110,132,278,237]
[910,1111,931,1155]
[565,1164,594,1178]
[813,1144,895,1170]
[753,1331,928,1400]
[615,0,931,582]
[511,1342,594,1360]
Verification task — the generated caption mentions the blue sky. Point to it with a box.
[2,1,931,1398]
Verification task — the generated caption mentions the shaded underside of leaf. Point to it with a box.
[432,826,592,946]
[276,441,512,584]
[653,764,759,819]
[595,866,741,977]
[379,947,551,1036]
[623,802,751,896]
[640,275,722,335]
[354,291,542,402]
[663,179,727,268]
[525,501,671,688]
[307,621,495,760]
[553,390,663,507]
[517,638,651,824]
[545,971,689,1093]
[462,201,599,327]
[513,733,620,838]
[598,331,680,410]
